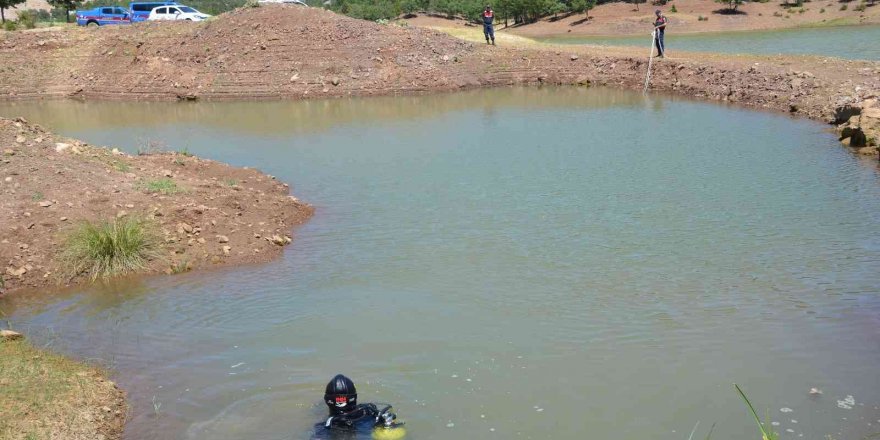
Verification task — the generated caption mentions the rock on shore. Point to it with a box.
[835,98,880,157]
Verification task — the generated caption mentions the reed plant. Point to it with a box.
[735,384,779,440]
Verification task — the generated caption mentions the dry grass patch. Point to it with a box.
[0,338,125,440]
[428,26,549,48]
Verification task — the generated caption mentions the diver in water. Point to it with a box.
[313,374,404,440]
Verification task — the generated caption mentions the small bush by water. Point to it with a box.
[59,217,161,280]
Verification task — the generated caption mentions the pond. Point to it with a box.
[537,25,880,60]
[1,87,879,440]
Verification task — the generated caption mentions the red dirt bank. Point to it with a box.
[0,6,875,116]
[0,7,878,152]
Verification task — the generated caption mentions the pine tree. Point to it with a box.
[47,0,81,22]
[0,0,26,23]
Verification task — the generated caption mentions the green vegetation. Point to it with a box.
[15,9,37,28]
[333,0,596,24]
[30,192,44,201]
[1,334,122,439]
[47,0,80,22]
[169,259,191,274]
[716,0,743,12]
[112,160,131,172]
[0,0,25,24]
[224,178,239,186]
[735,384,779,440]
[138,178,182,195]
[698,14,708,20]
[839,3,847,9]
[58,216,161,280]
[853,1,866,11]
[669,4,677,12]
[178,147,193,157]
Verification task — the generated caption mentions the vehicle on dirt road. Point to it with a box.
[75,6,132,26]
[147,4,211,21]
[129,1,178,22]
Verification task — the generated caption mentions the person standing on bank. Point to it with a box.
[482,5,496,46]
[653,9,667,58]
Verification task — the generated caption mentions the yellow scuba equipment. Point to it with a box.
[372,425,407,440]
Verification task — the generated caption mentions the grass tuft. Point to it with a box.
[58,217,162,281]
[735,384,779,440]
[138,178,182,195]
[169,259,191,274]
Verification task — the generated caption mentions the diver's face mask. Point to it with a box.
[325,393,357,415]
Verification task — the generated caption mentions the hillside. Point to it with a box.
[0,4,877,136]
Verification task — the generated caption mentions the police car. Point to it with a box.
[75,6,132,26]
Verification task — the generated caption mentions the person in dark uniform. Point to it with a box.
[653,9,667,58]
[313,374,404,440]
[482,5,495,46]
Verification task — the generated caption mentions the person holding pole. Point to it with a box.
[653,9,667,58]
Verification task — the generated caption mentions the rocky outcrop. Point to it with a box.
[836,98,880,157]
[0,329,23,341]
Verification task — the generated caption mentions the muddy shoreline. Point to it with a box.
[0,6,878,151]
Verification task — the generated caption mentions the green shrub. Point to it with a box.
[819,7,825,12]
[244,0,260,7]
[169,259,191,274]
[3,21,17,31]
[839,3,847,9]
[697,14,708,20]
[16,10,38,29]
[669,4,677,11]
[59,217,161,280]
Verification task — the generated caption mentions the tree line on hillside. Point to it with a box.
[331,0,604,23]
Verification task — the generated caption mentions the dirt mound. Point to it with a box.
[112,5,480,98]
[0,5,483,101]
[0,117,312,295]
